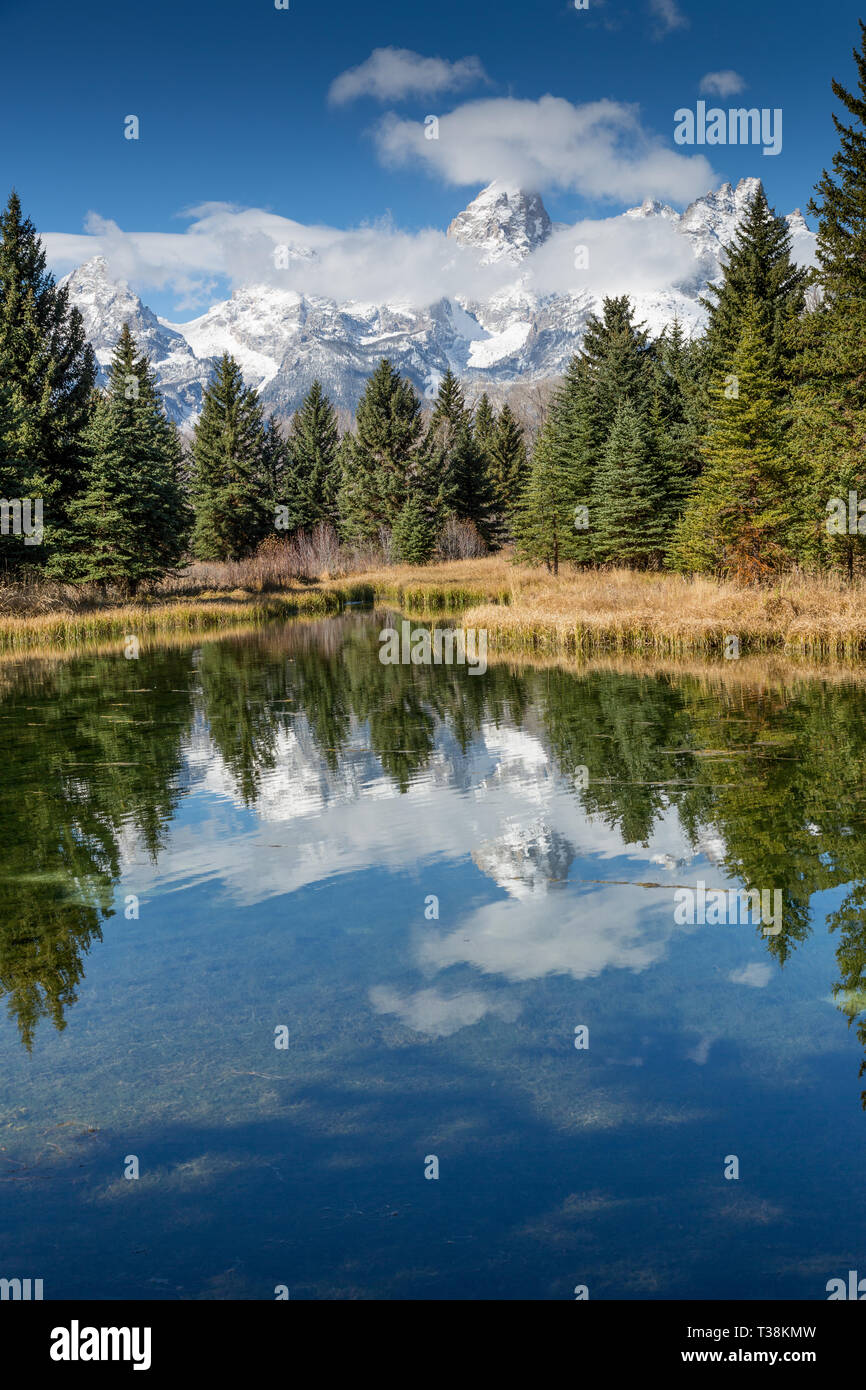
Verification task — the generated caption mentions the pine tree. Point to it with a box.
[0,190,96,564]
[591,398,669,568]
[514,355,595,571]
[392,492,436,564]
[338,359,432,543]
[487,402,528,541]
[49,324,191,595]
[701,182,808,381]
[191,353,270,560]
[670,300,794,582]
[288,380,341,528]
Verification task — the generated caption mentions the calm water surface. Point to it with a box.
[1,614,864,1299]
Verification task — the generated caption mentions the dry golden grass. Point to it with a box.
[0,590,341,653]
[4,557,866,664]
[455,565,866,660]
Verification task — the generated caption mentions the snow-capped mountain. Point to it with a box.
[63,256,217,422]
[446,180,554,264]
[63,177,815,428]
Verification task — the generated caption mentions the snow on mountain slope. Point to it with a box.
[64,179,815,428]
[62,257,217,425]
[447,181,553,264]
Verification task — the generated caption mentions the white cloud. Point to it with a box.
[329,47,489,106]
[373,95,716,204]
[43,191,711,315]
[649,0,689,34]
[699,70,746,98]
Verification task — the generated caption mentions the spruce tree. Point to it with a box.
[392,493,436,564]
[473,393,496,463]
[580,295,656,449]
[514,355,595,571]
[338,359,432,543]
[0,190,96,564]
[288,380,341,528]
[650,319,704,531]
[591,398,669,568]
[427,372,494,542]
[451,412,495,545]
[487,402,528,541]
[191,353,270,560]
[790,21,866,577]
[49,324,190,595]
[670,300,794,581]
[701,182,808,381]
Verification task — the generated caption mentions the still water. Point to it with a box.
[1,614,864,1300]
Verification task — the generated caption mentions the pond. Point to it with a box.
[1,613,864,1300]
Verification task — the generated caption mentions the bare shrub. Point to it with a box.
[436,516,488,561]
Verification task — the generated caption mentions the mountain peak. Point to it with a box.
[447,181,553,264]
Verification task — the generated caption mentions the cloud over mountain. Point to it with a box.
[373,95,717,203]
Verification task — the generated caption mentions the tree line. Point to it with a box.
[5,20,866,587]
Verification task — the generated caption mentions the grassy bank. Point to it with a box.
[455,565,866,661]
[4,558,866,662]
[0,588,343,653]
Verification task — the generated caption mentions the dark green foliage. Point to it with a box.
[0,190,96,565]
[515,355,595,570]
[591,398,669,568]
[671,301,794,580]
[701,181,808,378]
[191,353,271,560]
[49,324,191,594]
[338,358,433,543]
[287,380,341,528]
[392,492,436,564]
[487,402,528,540]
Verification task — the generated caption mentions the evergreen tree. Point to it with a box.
[392,492,436,564]
[580,295,656,449]
[473,393,497,463]
[0,190,96,564]
[288,380,341,528]
[670,300,794,581]
[701,181,808,380]
[260,414,294,529]
[514,355,595,571]
[338,359,433,543]
[450,412,495,545]
[49,324,191,595]
[650,319,705,531]
[427,372,494,542]
[191,353,270,560]
[591,398,669,568]
[487,402,528,540]
[790,21,866,577]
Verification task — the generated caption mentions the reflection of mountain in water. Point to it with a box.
[2,618,866,1108]
[473,821,575,899]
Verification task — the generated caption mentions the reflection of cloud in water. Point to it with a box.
[729,962,773,988]
[129,717,702,912]
[418,885,679,983]
[369,985,521,1037]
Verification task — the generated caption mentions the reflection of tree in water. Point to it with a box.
[7,616,866,1099]
[0,651,193,1047]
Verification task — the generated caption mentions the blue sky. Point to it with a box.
[0,0,860,316]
